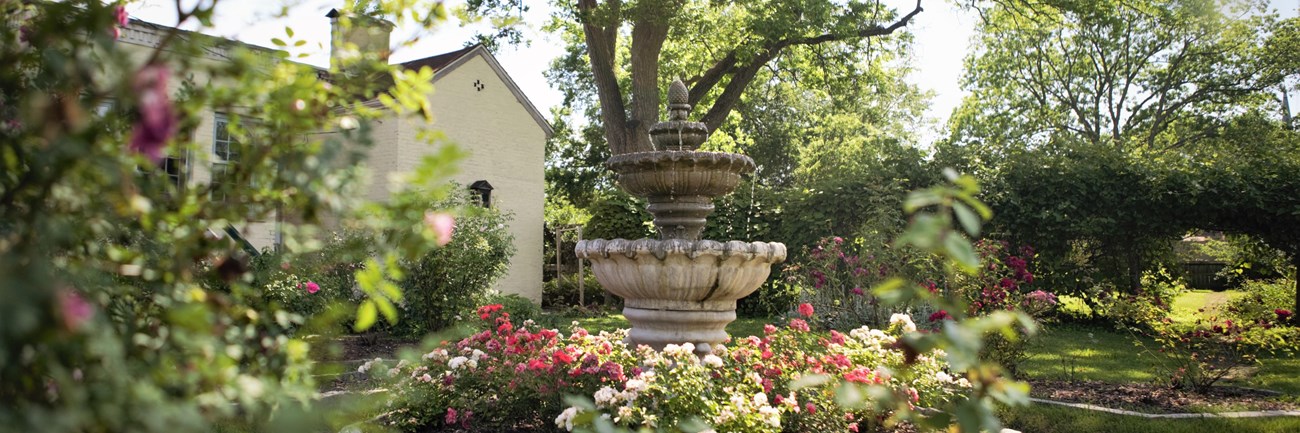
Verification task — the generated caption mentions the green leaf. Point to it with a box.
[271,37,287,47]
[375,295,398,324]
[354,300,377,331]
[872,278,913,305]
[834,382,868,410]
[953,202,981,237]
[563,395,596,411]
[943,233,980,272]
[790,374,831,390]
[904,190,942,213]
[677,418,711,433]
[285,26,294,38]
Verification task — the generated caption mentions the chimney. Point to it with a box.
[327,8,395,70]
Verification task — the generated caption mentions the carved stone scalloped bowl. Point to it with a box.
[575,238,786,353]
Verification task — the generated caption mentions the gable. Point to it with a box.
[415,46,554,138]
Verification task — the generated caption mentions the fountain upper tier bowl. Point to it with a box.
[606,150,756,198]
[606,151,756,240]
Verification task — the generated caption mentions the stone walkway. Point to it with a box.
[1029,397,1300,419]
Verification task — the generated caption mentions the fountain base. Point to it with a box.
[622,307,734,355]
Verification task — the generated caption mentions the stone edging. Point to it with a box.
[1029,397,1300,419]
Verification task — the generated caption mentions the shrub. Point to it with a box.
[787,236,938,330]
[542,273,606,309]
[1224,279,1296,326]
[584,190,653,240]
[1137,314,1296,392]
[946,240,1056,376]
[390,191,515,336]
[371,305,969,433]
[253,233,367,322]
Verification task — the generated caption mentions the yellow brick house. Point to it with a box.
[118,12,551,302]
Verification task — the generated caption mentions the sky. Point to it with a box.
[129,0,1300,147]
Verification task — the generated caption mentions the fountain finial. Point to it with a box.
[648,79,709,151]
[667,79,690,121]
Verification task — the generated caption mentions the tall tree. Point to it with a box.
[470,0,925,156]
[947,0,1275,156]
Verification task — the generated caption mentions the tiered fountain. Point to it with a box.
[575,80,786,355]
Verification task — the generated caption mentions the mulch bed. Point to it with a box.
[1029,379,1297,414]
[309,333,421,392]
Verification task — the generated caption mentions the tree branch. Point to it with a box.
[697,0,925,132]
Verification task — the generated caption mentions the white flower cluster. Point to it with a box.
[889,313,917,332]
[448,355,477,371]
[849,326,897,348]
[357,357,383,374]
[701,354,724,368]
[717,390,780,428]
[661,342,696,358]
[934,370,972,388]
[421,348,448,362]
[555,406,580,431]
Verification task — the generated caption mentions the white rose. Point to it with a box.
[555,407,579,431]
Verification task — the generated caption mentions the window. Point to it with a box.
[212,113,244,201]
[469,180,493,208]
[161,155,185,190]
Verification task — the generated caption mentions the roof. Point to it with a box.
[398,45,477,74]
[399,45,554,138]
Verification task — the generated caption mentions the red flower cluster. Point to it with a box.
[928,310,952,322]
[476,304,504,320]
[798,303,815,318]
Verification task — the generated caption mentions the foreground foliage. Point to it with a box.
[0,0,460,431]
[373,305,967,433]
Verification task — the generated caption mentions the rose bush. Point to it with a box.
[371,305,969,432]
[788,236,939,330]
[945,240,1055,376]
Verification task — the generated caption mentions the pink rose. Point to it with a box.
[59,290,94,330]
[797,303,814,318]
[305,281,320,294]
[424,211,455,246]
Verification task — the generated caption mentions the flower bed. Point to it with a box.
[366,305,970,432]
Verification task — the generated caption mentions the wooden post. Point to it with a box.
[555,228,562,287]
[578,226,585,306]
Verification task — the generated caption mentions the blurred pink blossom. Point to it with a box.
[128,65,176,164]
[59,290,94,330]
[424,211,455,246]
[305,281,320,294]
[797,303,814,318]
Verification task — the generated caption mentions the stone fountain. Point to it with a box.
[575,80,786,355]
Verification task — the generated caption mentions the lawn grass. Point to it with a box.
[562,313,768,339]
[1021,288,1300,395]
[1021,324,1167,384]
[1001,402,1300,433]
[1169,289,1244,325]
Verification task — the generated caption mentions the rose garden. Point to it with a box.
[3,1,1300,433]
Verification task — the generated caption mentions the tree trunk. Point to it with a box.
[1293,254,1299,316]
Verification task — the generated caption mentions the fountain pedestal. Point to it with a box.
[577,80,786,354]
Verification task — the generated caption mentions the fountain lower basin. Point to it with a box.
[575,238,786,353]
